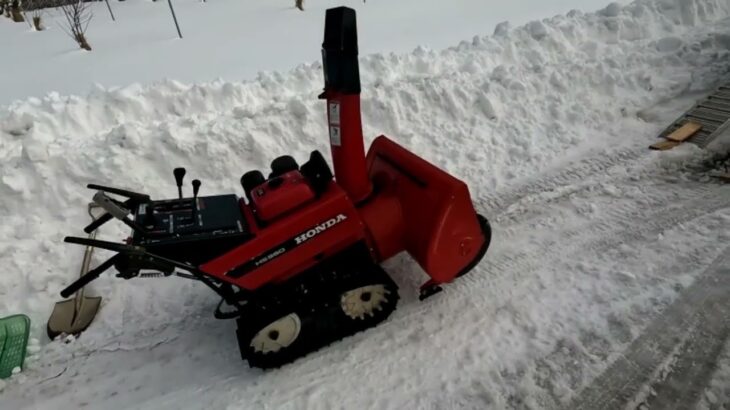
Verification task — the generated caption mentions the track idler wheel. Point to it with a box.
[249,313,302,355]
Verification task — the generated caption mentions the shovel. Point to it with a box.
[47,203,105,340]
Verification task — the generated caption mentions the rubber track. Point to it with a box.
[238,245,400,369]
[570,249,730,409]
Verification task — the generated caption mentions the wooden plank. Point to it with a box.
[649,140,681,150]
[665,121,702,142]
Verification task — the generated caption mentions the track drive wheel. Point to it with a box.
[339,281,398,328]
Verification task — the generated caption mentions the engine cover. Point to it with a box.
[251,170,316,222]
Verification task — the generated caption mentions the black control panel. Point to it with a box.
[131,194,252,264]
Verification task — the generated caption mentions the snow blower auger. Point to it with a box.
[59,6,491,369]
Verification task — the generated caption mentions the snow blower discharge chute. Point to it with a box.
[59,6,492,369]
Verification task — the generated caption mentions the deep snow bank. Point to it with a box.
[0,0,619,105]
[1,0,729,347]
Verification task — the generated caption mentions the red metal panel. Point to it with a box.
[201,182,368,290]
[365,135,486,284]
[356,183,404,262]
[324,92,372,203]
[250,170,316,222]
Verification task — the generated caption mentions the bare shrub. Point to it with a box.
[26,0,46,30]
[10,0,25,22]
[3,0,13,18]
[59,0,92,50]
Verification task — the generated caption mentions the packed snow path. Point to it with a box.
[571,249,729,409]
[1,0,730,408]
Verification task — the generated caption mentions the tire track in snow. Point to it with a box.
[376,177,729,347]
[475,145,645,215]
[570,249,730,410]
[455,183,728,305]
[645,326,729,409]
[302,181,730,410]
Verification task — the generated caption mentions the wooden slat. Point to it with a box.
[700,100,730,113]
[665,121,702,142]
[649,140,681,150]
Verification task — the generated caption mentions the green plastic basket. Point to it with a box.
[0,314,31,379]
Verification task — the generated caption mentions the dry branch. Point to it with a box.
[26,0,47,30]
[59,0,92,50]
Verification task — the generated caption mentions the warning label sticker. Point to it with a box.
[329,102,340,125]
[329,126,341,146]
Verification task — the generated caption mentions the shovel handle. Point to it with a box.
[61,255,118,298]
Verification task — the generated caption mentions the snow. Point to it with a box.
[0,0,621,106]
[1,0,730,408]
[698,339,730,409]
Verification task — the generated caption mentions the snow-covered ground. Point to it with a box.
[1,0,730,408]
[699,339,730,410]
[0,0,619,106]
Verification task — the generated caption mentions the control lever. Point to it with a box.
[192,179,201,200]
[191,179,201,223]
[92,191,147,234]
[174,168,186,199]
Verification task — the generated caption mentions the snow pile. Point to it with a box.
[0,0,620,106]
[0,0,729,407]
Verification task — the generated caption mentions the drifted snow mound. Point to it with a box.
[1,0,729,344]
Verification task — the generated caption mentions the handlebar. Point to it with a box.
[87,184,150,203]
[60,254,120,298]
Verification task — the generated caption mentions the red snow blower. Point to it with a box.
[60,6,491,368]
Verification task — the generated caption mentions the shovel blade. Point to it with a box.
[47,296,102,340]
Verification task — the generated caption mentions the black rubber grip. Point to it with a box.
[87,184,150,203]
[83,212,113,233]
[60,256,118,298]
[64,237,144,254]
